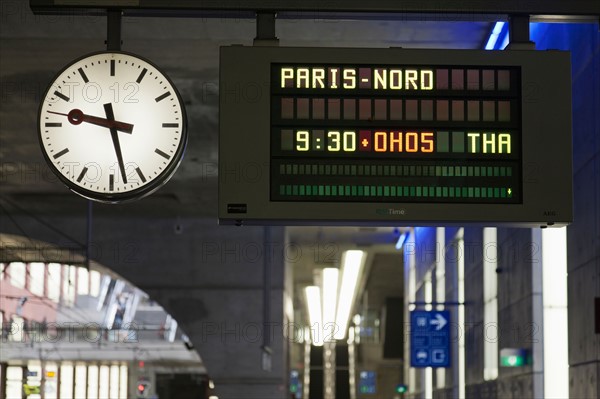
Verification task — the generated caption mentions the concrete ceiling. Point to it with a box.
[0,5,492,219]
[1,5,490,335]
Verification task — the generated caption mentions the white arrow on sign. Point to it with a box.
[430,313,447,331]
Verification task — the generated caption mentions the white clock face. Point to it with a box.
[38,51,187,202]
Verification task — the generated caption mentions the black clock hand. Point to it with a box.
[103,103,128,184]
[48,110,133,134]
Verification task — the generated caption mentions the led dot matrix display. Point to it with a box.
[271,64,521,203]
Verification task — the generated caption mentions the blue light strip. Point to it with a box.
[499,32,510,50]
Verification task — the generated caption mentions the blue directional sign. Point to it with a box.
[410,310,451,368]
[358,371,377,394]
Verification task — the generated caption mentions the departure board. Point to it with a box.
[219,47,572,226]
[271,64,520,203]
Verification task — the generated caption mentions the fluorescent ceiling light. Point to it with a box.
[395,231,409,250]
[322,268,339,341]
[334,250,365,340]
[305,286,323,346]
[485,21,506,50]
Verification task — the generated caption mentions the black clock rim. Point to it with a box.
[37,50,188,204]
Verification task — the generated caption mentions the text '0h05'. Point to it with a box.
[219,46,572,227]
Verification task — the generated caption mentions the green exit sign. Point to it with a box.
[395,384,408,393]
[500,348,528,367]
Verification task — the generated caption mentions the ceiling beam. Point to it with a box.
[29,0,600,20]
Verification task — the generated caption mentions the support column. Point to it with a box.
[323,342,335,399]
[531,229,544,399]
[0,363,7,399]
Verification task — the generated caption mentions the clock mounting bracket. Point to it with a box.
[106,9,123,51]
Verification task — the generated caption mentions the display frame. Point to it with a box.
[219,46,572,227]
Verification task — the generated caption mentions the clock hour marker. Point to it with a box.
[155,91,171,102]
[109,174,114,191]
[53,148,69,159]
[162,123,179,128]
[54,91,70,102]
[78,67,89,83]
[135,167,147,183]
[45,122,62,127]
[110,60,115,76]
[136,68,148,83]
[76,167,88,183]
[155,148,171,159]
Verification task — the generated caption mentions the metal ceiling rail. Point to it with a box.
[29,0,600,21]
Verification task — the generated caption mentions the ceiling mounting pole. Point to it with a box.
[506,14,536,50]
[106,9,123,51]
[86,201,92,270]
[254,11,279,46]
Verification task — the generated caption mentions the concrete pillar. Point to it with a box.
[496,228,535,398]
[463,227,484,397]
[531,229,544,399]
[0,362,7,399]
